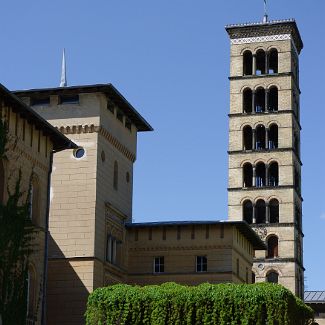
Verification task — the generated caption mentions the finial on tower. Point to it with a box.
[263,0,268,23]
[60,49,67,87]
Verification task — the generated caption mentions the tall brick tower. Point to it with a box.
[225,19,304,297]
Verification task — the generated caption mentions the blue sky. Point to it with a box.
[0,0,324,290]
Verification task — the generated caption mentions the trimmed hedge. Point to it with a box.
[85,282,314,325]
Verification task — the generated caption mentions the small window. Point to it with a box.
[106,235,116,264]
[125,118,132,131]
[154,257,164,273]
[267,271,279,283]
[73,147,85,159]
[31,97,50,106]
[59,94,79,104]
[116,109,124,123]
[196,256,207,272]
[113,161,118,190]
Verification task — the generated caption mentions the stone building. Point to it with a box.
[225,19,304,297]
[0,83,75,324]
[304,291,325,325]
[14,84,265,325]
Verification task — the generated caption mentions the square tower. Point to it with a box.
[225,19,304,297]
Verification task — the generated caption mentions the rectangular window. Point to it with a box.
[31,97,50,106]
[125,118,132,131]
[59,94,79,104]
[116,109,123,123]
[106,235,117,264]
[196,256,207,272]
[154,257,164,273]
[236,258,240,277]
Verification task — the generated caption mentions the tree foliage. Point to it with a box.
[0,119,36,325]
[85,282,314,325]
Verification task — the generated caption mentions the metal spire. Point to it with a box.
[60,49,67,87]
[263,0,268,23]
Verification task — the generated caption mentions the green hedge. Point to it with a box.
[85,282,314,325]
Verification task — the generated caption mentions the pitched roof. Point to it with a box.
[304,291,325,303]
[13,83,153,132]
[0,83,77,151]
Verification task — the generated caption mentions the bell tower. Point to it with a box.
[226,19,304,297]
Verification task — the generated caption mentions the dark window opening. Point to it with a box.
[243,51,253,76]
[31,97,50,106]
[243,200,253,224]
[59,95,79,104]
[267,236,279,258]
[243,163,253,187]
[268,87,278,112]
[243,126,253,150]
[196,256,207,272]
[256,125,266,150]
[154,257,164,273]
[269,162,279,187]
[113,161,118,190]
[256,50,266,75]
[268,49,278,74]
[116,109,123,123]
[268,124,278,149]
[256,199,266,224]
[243,89,253,113]
[255,88,265,113]
[269,199,279,223]
[267,271,279,283]
[252,272,256,284]
[256,162,266,187]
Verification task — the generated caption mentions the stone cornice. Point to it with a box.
[254,257,305,270]
[128,244,232,252]
[55,124,136,162]
[99,126,136,162]
[228,148,302,166]
[228,110,302,131]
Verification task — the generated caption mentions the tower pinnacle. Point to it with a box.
[263,0,268,23]
[60,49,67,87]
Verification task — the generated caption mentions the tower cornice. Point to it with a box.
[225,19,303,54]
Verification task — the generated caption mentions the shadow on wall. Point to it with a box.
[46,235,89,325]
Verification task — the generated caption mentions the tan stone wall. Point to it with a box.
[1,103,55,324]
[46,259,94,325]
[127,224,255,285]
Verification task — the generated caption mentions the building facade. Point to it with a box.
[225,19,304,297]
[15,84,265,325]
[0,83,75,325]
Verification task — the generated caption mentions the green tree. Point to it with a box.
[0,119,36,325]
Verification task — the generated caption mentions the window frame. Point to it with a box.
[153,256,164,274]
[196,256,207,273]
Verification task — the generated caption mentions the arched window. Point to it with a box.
[268,87,278,112]
[243,89,253,114]
[255,88,265,113]
[243,126,253,150]
[268,124,278,149]
[266,271,279,283]
[256,50,266,75]
[268,49,278,74]
[30,177,40,225]
[256,199,266,224]
[243,200,253,224]
[267,236,279,258]
[0,160,4,204]
[256,125,266,150]
[256,162,266,187]
[243,51,253,76]
[243,163,253,188]
[269,162,279,187]
[269,199,279,223]
[113,161,118,190]
[27,265,37,319]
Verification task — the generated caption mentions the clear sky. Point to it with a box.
[0,0,324,291]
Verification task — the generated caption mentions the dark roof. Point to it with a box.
[13,83,153,132]
[304,291,325,303]
[125,220,266,250]
[225,19,303,54]
[0,83,77,151]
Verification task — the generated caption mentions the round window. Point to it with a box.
[73,147,85,159]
